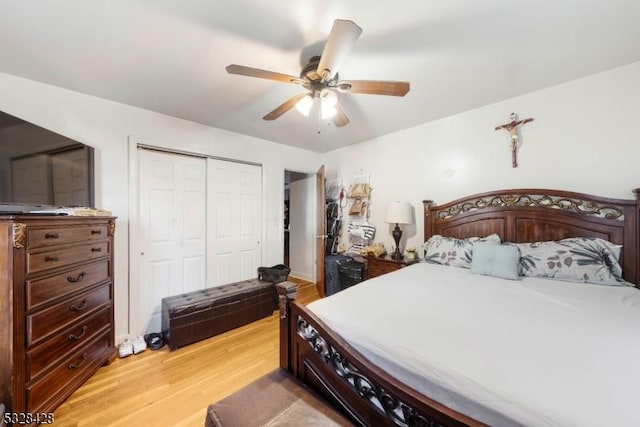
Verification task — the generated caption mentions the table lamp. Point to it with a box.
[384,201,413,260]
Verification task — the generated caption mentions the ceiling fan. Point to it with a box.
[226,19,410,128]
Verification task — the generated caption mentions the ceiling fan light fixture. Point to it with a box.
[319,88,338,108]
[320,89,338,119]
[321,104,337,120]
[295,94,313,117]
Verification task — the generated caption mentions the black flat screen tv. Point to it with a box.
[0,111,95,212]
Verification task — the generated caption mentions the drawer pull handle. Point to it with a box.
[70,299,88,312]
[68,353,88,369]
[45,232,59,239]
[91,229,102,235]
[67,272,86,283]
[69,325,88,341]
[45,256,59,262]
[91,247,102,253]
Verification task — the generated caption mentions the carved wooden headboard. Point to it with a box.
[423,188,640,286]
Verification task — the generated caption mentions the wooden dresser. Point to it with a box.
[364,254,419,280]
[0,215,116,415]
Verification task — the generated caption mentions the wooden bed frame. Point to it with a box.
[277,188,640,426]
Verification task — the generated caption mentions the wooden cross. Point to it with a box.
[494,112,534,168]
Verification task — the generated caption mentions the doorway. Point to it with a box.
[284,170,316,283]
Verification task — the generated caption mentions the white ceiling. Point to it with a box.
[1,0,639,153]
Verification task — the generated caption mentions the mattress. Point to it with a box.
[306,262,640,427]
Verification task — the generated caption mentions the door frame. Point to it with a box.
[315,165,326,296]
[283,166,323,286]
[284,170,317,283]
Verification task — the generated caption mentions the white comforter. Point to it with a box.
[307,263,640,427]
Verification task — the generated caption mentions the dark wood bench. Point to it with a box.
[161,278,277,350]
[204,369,353,426]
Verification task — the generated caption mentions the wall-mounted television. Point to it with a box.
[0,111,95,212]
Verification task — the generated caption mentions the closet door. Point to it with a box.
[207,159,262,286]
[136,149,206,335]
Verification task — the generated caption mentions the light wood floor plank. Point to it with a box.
[52,279,320,427]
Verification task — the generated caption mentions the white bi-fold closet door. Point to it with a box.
[135,148,262,336]
[207,158,262,287]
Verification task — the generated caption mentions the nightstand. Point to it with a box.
[365,254,419,280]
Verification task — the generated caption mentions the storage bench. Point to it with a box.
[204,369,352,426]
[161,278,277,350]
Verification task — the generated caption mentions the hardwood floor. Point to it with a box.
[52,279,320,427]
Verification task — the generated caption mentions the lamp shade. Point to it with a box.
[384,201,413,225]
[295,94,313,117]
[320,89,338,119]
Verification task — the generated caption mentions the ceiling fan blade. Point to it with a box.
[336,80,410,97]
[332,101,350,128]
[226,64,303,84]
[317,20,362,81]
[263,93,310,121]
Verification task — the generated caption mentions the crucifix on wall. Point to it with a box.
[494,112,534,168]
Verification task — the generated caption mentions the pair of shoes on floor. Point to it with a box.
[118,336,147,358]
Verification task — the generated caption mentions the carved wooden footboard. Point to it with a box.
[276,282,484,427]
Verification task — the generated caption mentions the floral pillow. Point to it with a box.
[423,234,501,269]
[516,237,626,285]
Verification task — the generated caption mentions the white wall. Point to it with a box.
[322,61,640,256]
[0,72,321,341]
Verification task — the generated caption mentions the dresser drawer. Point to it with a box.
[365,256,417,280]
[26,260,110,310]
[26,308,111,381]
[366,264,393,278]
[27,224,109,249]
[27,242,110,274]
[27,284,111,346]
[26,332,111,412]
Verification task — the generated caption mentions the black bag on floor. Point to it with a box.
[258,264,291,283]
